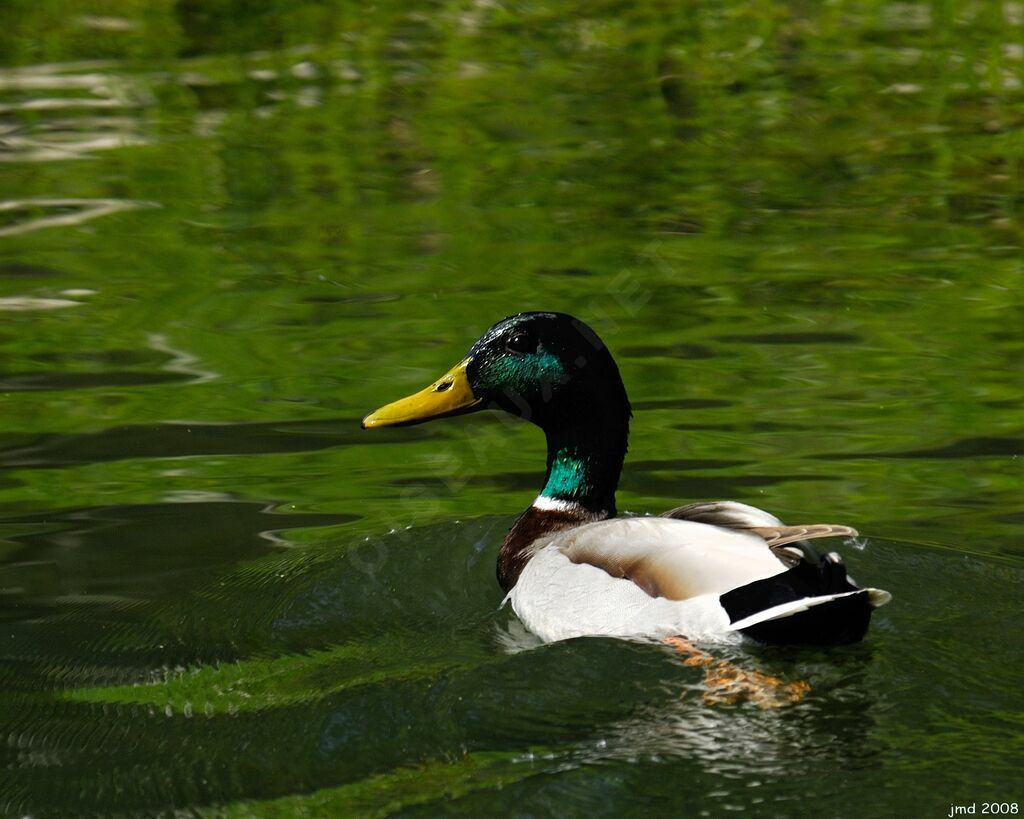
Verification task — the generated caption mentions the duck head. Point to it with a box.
[361,312,631,514]
[361,312,629,430]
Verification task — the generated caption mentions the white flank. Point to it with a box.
[507,517,790,644]
[507,546,739,644]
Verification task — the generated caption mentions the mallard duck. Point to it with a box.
[362,312,890,647]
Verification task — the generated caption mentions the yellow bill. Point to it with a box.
[361,357,481,428]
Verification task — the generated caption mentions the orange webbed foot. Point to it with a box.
[665,635,810,709]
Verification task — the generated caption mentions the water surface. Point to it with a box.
[1,2,1022,815]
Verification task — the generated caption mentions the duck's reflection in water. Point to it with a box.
[494,618,881,783]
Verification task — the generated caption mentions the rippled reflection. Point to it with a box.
[0,197,157,237]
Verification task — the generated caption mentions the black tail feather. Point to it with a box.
[720,554,874,646]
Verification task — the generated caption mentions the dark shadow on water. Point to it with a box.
[631,398,733,411]
[0,370,192,391]
[0,347,200,391]
[0,500,359,601]
[627,457,750,471]
[623,472,838,502]
[671,419,807,432]
[0,418,440,469]
[0,262,68,278]
[535,266,597,277]
[32,348,180,367]
[300,292,401,305]
[618,343,718,360]
[387,458,752,494]
[819,435,1023,460]
[717,331,863,345]
[0,500,362,700]
[444,464,837,499]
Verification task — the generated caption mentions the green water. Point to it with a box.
[1,1,1022,815]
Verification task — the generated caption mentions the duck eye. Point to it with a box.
[506,331,535,355]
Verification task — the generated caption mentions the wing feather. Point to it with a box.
[553,517,786,601]
[748,524,859,548]
[663,502,858,566]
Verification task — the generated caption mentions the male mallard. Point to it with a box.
[362,312,890,646]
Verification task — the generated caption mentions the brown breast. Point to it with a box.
[497,504,606,591]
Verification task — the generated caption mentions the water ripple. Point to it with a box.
[0,197,158,238]
[0,419,435,470]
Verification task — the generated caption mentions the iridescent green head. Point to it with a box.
[362,312,630,434]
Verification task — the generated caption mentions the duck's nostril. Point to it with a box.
[434,380,453,392]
